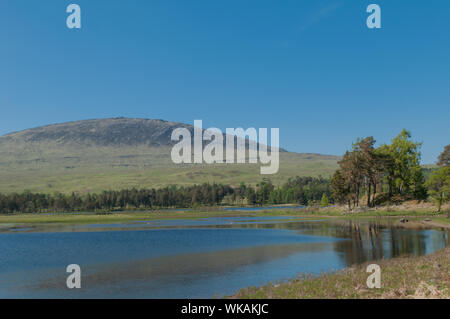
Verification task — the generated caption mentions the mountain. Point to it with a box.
[0,118,340,194]
[1,117,285,151]
[0,118,192,147]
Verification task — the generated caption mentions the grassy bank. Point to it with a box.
[230,247,450,299]
[0,208,448,226]
[0,209,317,225]
[0,211,239,225]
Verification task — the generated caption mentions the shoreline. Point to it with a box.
[0,213,449,237]
[0,209,449,229]
[229,246,450,299]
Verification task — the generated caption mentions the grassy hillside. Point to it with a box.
[0,118,340,194]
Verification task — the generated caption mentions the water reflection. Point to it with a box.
[0,217,448,298]
[285,219,449,263]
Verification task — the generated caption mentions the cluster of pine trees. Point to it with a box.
[0,184,232,214]
[425,145,450,212]
[0,177,331,214]
[227,176,330,206]
[331,129,448,210]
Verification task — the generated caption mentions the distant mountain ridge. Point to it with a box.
[0,118,192,147]
[0,117,288,152]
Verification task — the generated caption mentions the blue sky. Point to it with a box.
[1,0,449,163]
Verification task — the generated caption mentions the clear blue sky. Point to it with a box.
[1,0,449,163]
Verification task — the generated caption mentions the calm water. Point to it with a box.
[0,216,448,298]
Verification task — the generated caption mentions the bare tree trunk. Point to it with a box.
[356,184,360,207]
[388,177,393,197]
[372,181,377,207]
[438,192,442,213]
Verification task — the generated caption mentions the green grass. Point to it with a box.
[0,211,233,224]
[0,142,339,194]
[229,246,450,299]
[0,208,447,226]
[430,217,450,225]
[0,210,303,225]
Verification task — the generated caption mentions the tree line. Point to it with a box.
[0,176,331,214]
[1,129,447,214]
